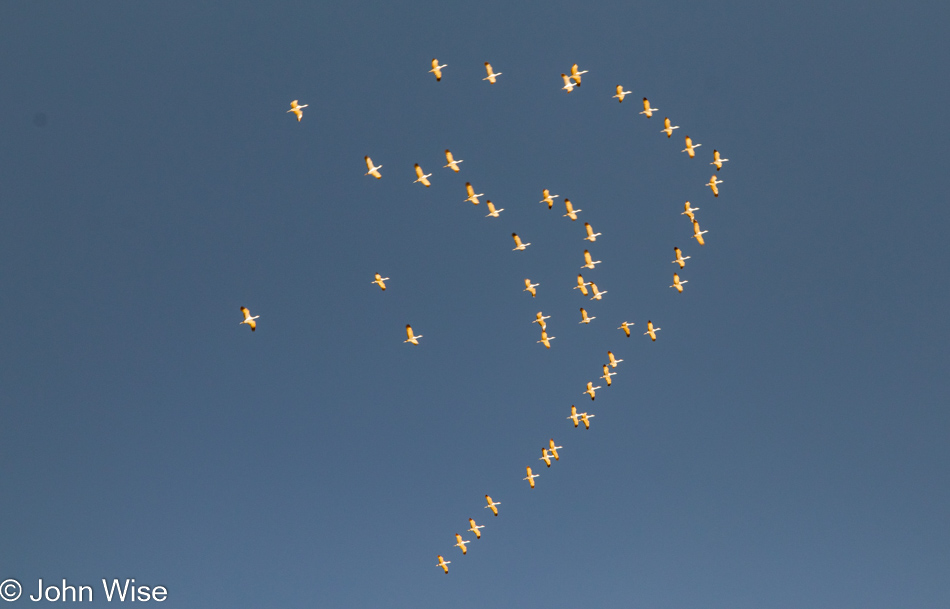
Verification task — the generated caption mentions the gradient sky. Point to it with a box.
[2,2,949,608]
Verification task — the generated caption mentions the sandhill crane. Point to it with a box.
[584,381,601,401]
[454,533,470,555]
[239,307,259,331]
[524,466,539,489]
[483,62,501,84]
[682,201,700,221]
[540,189,559,209]
[644,320,661,341]
[692,220,707,246]
[287,100,308,121]
[589,283,607,300]
[512,233,530,251]
[618,321,633,337]
[485,201,504,217]
[563,199,581,221]
[464,182,484,205]
[608,351,623,368]
[584,222,601,242]
[568,405,594,429]
[671,273,688,293]
[662,117,680,138]
[372,273,389,291]
[364,156,382,179]
[437,555,451,574]
[413,164,432,187]
[682,135,702,158]
[549,439,561,460]
[540,447,553,467]
[444,150,463,172]
[575,274,590,296]
[430,59,447,81]
[707,175,722,197]
[711,149,729,171]
[579,307,596,324]
[485,495,500,516]
[582,250,600,269]
[613,85,631,102]
[404,324,423,345]
[524,279,539,297]
[601,364,615,386]
[673,247,690,269]
[640,97,658,118]
[533,311,550,331]
[468,518,484,539]
[561,73,576,93]
[570,63,588,86]
[537,331,555,349]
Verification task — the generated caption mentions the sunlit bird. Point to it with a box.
[584,222,601,242]
[579,307,596,324]
[483,62,502,84]
[239,307,259,331]
[454,533,470,555]
[561,73,576,93]
[444,149,463,172]
[549,439,561,460]
[485,201,504,217]
[468,518,484,539]
[540,189,559,209]
[563,198,582,221]
[524,279,539,297]
[364,156,383,179]
[601,364,615,386]
[404,324,423,345]
[662,117,680,138]
[671,273,688,293]
[711,149,729,171]
[581,250,601,269]
[692,220,708,246]
[413,164,432,187]
[430,58,447,81]
[372,273,389,291]
[570,63,588,86]
[589,282,607,301]
[584,381,601,401]
[682,201,700,222]
[644,320,661,341]
[613,85,631,102]
[640,97,658,118]
[672,247,690,269]
[540,448,553,467]
[537,331,555,349]
[707,175,723,197]
[682,135,702,158]
[512,233,530,251]
[464,182,484,205]
[568,405,594,429]
[524,466,539,489]
[608,351,623,368]
[618,321,634,337]
[575,274,590,296]
[287,100,308,122]
[533,311,550,331]
[437,555,451,574]
[485,495,501,516]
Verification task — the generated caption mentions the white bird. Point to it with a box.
[524,466,539,489]
[239,307,259,331]
[430,58,447,81]
[672,247,690,269]
[568,405,594,429]
[574,274,590,296]
[444,149,463,172]
[563,198,582,221]
[579,307,596,324]
[644,320,661,341]
[581,250,600,269]
[483,62,501,84]
[364,156,383,179]
[583,222,601,242]
[662,117,680,138]
[608,351,623,368]
[413,164,432,187]
[613,85,631,102]
[568,405,581,428]
[584,381,601,401]
[671,273,688,293]
[404,324,423,345]
[692,220,708,246]
[682,201,700,222]
[468,518,484,539]
[580,411,594,429]
[372,273,389,291]
[485,201,504,217]
[533,311,550,331]
[287,100,308,122]
[524,279,539,297]
[561,73,576,93]
[570,63,588,86]
[601,364,615,386]
[618,321,633,337]
[548,439,562,460]
[464,182,484,205]
[537,331,555,349]
[711,149,729,171]
[512,233,530,251]
[707,175,723,197]
[540,447,553,467]
[589,282,607,300]
[682,135,702,158]
[640,97,658,118]
[437,555,451,574]
[454,533,470,555]
[540,189,559,209]
[485,495,501,516]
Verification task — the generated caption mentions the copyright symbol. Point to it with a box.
[0,579,21,601]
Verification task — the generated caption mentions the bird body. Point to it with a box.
[692,220,707,246]
[589,282,607,300]
[548,439,561,461]
[662,117,680,137]
[671,273,687,293]
[485,495,501,516]
[613,85,631,102]
[364,156,383,179]
[673,247,690,269]
[601,364,615,386]
[575,274,590,296]
[454,533,470,555]
[563,199,581,221]
[465,182,484,205]
[524,466,539,489]
[682,135,702,158]
[524,279,539,297]
[468,518,484,539]
[512,233,530,251]
[537,331,555,349]
[584,381,601,401]
[287,100,308,121]
[437,555,451,574]
[579,307,595,324]
[372,273,390,291]
[533,311,550,331]
[413,164,432,187]
[485,201,504,217]
[640,97,658,117]
[404,324,423,345]
[239,307,259,331]
[608,351,623,368]
[618,321,633,337]
[707,175,723,197]
[483,62,501,83]
[711,149,729,170]
[541,189,559,209]
[582,250,601,269]
[584,222,601,241]
[430,58,447,81]
[644,320,661,341]
[444,150,463,172]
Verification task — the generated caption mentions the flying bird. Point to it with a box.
[372,273,389,291]
[662,117,680,137]
[524,466,539,489]
[561,73,576,93]
[568,405,581,428]
[239,307,259,331]
[707,175,723,197]
[464,182,484,205]
[485,201,504,217]
[430,58,447,81]
[601,364,615,386]
[533,312,550,331]
[682,201,700,222]
[537,331,555,349]
[404,324,423,345]
[581,250,600,269]
[580,411,594,429]
[512,233,530,251]
[524,279,539,297]
[437,555,451,574]
[540,189,559,209]
[483,62,501,84]
[682,135,702,158]
[671,273,688,293]
[575,274,590,296]
[583,222,601,242]
[640,97,658,118]
[618,321,634,337]
[548,439,561,460]
[692,220,708,246]
[608,351,623,368]
[672,247,690,269]
[589,282,607,300]
[644,320,661,341]
[570,63,588,86]
[454,533,470,555]
[584,381,601,401]
[563,199,581,221]
[485,495,501,516]
[413,164,432,187]
[579,307,596,324]
[711,149,729,171]
[613,85,631,102]
[287,100,308,122]
[468,518,484,539]
[364,156,383,179]
[540,448,553,468]
[444,150,463,172]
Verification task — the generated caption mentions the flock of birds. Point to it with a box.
[254,59,731,575]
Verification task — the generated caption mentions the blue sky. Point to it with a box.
[1,2,948,607]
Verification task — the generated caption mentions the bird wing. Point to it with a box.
[585,222,593,237]
[414,164,424,178]
[365,156,374,170]
[406,324,414,340]
[420,175,430,187]
[241,306,251,321]
[513,233,522,246]
[484,62,493,75]
[565,199,573,212]
[584,250,593,265]
[445,150,455,163]
[370,169,381,179]
[616,85,623,94]
[466,182,475,197]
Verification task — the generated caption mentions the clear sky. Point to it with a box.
[2,2,948,608]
